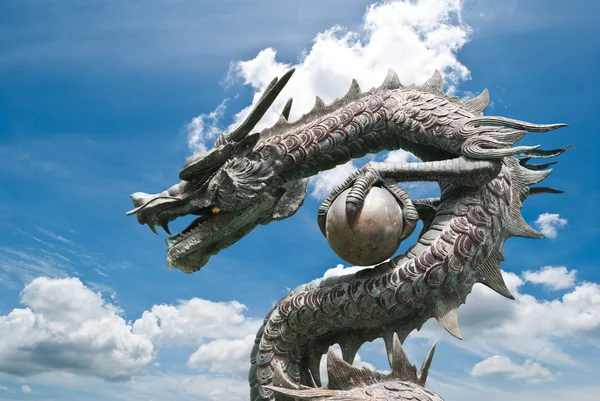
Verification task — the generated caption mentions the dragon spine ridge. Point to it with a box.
[245,69,568,400]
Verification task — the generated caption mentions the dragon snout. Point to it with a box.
[130,192,153,208]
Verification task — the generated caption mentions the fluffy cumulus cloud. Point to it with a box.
[132,298,261,347]
[470,356,556,383]
[187,0,473,198]
[535,213,568,238]
[0,277,155,381]
[523,265,577,290]
[186,99,228,153]
[187,335,256,377]
[132,297,262,378]
[413,269,600,367]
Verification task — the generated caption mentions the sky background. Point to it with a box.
[1,0,599,400]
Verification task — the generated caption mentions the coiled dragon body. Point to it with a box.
[127,68,569,401]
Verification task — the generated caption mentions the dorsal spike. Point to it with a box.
[382,330,395,367]
[345,79,361,99]
[435,307,462,339]
[420,70,444,94]
[463,88,490,115]
[477,257,514,300]
[389,333,418,382]
[417,343,436,386]
[521,145,573,158]
[529,186,564,195]
[521,161,558,171]
[281,97,293,120]
[276,115,288,126]
[326,348,365,390]
[313,96,325,111]
[380,69,402,89]
[507,214,545,239]
[520,168,553,186]
[272,362,308,390]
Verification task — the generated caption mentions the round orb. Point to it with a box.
[326,186,404,266]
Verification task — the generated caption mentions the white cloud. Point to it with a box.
[523,266,577,290]
[535,213,567,238]
[132,298,261,347]
[413,270,600,366]
[321,263,378,280]
[187,335,255,377]
[470,356,556,383]
[0,277,155,381]
[21,384,32,393]
[186,99,228,153]
[36,227,73,245]
[310,161,358,200]
[189,0,473,199]
[384,149,416,164]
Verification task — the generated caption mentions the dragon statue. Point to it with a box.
[127,68,570,400]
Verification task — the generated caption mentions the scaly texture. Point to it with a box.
[126,68,570,401]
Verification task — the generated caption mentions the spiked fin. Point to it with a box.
[272,362,309,390]
[477,256,514,299]
[389,333,418,382]
[463,89,490,115]
[326,348,365,390]
[276,115,287,126]
[345,79,361,100]
[521,145,573,158]
[420,70,444,94]
[417,343,436,386]
[380,69,402,89]
[313,96,325,111]
[529,186,564,195]
[382,330,395,367]
[435,307,462,339]
[507,213,545,239]
[520,168,553,185]
[281,97,293,120]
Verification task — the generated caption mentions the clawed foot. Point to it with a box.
[317,163,384,235]
[317,162,435,242]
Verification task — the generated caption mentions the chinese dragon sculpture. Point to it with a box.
[127,68,570,400]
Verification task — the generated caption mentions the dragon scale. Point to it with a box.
[127,68,570,401]
[250,155,543,400]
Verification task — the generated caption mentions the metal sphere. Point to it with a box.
[326,186,404,266]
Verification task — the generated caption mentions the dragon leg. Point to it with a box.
[318,157,501,226]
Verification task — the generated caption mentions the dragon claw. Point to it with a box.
[317,164,383,232]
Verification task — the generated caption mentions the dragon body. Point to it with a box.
[127,69,569,401]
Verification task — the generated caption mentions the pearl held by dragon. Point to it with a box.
[325,187,404,266]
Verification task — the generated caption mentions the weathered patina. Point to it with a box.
[127,69,570,401]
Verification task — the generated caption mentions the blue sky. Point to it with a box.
[1,0,599,400]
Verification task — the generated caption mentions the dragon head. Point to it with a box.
[126,69,304,273]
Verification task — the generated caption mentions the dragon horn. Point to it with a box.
[225,68,295,143]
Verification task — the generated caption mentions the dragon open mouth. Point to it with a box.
[166,206,221,245]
